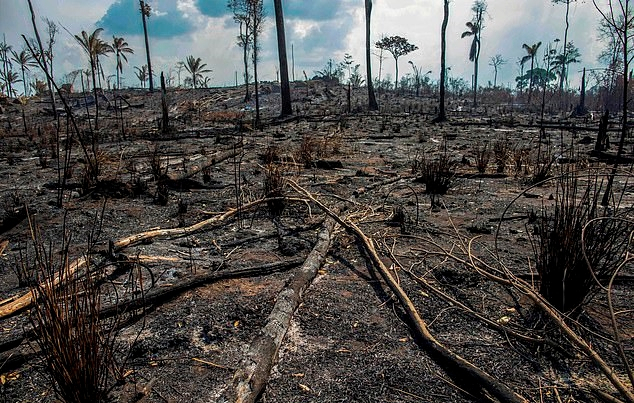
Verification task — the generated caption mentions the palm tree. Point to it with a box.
[550,41,580,88]
[184,56,211,89]
[461,21,481,105]
[74,28,104,91]
[139,0,154,92]
[0,70,20,97]
[75,28,109,129]
[461,0,487,107]
[364,0,378,110]
[521,41,542,103]
[112,36,134,90]
[95,40,113,89]
[0,40,14,96]
[135,65,149,88]
[10,49,35,96]
[273,0,292,117]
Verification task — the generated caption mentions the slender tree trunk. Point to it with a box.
[602,2,629,206]
[116,52,121,90]
[91,58,99,131]
[559,0,570,99]
[140,0,153,92]
[528,57,535,104]
[364,0,378,110]
[493,68,498,88]
[21,66,28,96]
[436,0,449,122]
[253,15,260,127]
[241,22,251,102]
[25,1,56,118]
[394,57,399,90]
[274,0,292,117]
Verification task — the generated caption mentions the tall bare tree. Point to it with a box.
[249,0,265,126]
[273,0,292,117]
[489,54,506,88]
[365,0,378,110]
[593,0,634,208]
[139,0,154,92]
[228,0,257,102]
[553,0,577,95]
[25,1,57,117]
[435,0,450,122]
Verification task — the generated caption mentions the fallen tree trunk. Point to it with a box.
[0,257,306,361]
[0,198,299,319]
[228,214,337,403]
[166,142,243,182]
[289,180,529,403]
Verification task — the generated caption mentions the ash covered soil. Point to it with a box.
[0,82,632,403]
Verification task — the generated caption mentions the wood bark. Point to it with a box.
[229,215,337,403]
[289,180,529,403]
[273,0,292,117]
[0,198,278,319]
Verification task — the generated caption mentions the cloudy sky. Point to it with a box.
[1,0,608,91]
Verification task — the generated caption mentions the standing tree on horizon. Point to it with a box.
[10,49,36,96]
[435,0,450,122]
[0,39,14,97]
[112,36,133,90]
[229,0,254,102]
[184,55,212,89]
[461,0,487,107]
[375,35,418,90]
[273,0,292,117]
[364,0,378,110]
[521,41,542,104]
[489,54,506,88]
[552,0,577,95]
[139,0,154,92]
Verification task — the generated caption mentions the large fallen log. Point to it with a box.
[0,198,298,319]
[227,214,337,403]
[289,180,529,403]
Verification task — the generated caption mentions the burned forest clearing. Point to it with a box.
[0,82,633,403]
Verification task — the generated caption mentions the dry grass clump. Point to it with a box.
[28,218,125,403]
[532,171,634,315]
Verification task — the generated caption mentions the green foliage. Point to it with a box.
[314,58,344,81]
[515,68,556,89]
[375,36,418,60]
[184,55,212,89]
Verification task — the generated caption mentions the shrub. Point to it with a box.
[28,218,124,403]
[412,149,456,208]
[533,171,633,315]
[472,141,491,173]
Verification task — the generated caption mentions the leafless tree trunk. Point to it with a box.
[365,0,378,110]
[435,0,449,122]
[274,0,292,117]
